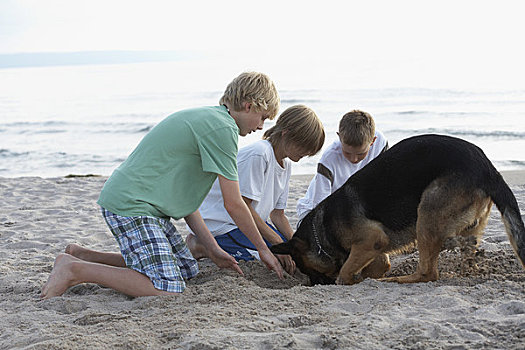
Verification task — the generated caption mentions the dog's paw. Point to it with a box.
[335,274,363,285]
[379,276,399,283]
[380,272,437,284]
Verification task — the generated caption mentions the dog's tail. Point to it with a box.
[487,172,525,268]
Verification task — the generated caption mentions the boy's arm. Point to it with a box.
[243,197,284,245]
[184,210,243,275]
[243,200,296,275]
[269,209,294,241]
[217,175,284,280]
[269,209,296,275]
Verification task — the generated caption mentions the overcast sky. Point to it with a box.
[0,0,524,89]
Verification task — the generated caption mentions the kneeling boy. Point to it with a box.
[187,105,325,275]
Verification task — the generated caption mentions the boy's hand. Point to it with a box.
[276,254,296,276]
[209,246,244,276]
[183,210,243,276]
[259,248,284,280]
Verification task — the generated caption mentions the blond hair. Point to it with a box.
[263,105,325,156]
[338,110,375,146]
[219,72,280,120]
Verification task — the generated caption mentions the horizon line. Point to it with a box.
[0,50,201,69]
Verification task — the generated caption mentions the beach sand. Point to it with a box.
[1,172,524,349]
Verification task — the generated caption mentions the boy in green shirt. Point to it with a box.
[41,72,284,298]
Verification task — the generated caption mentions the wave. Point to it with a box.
[394,110,471,116]
[136,126,153,133]
[492,160,525,170]
[0,121,154,134]
[388,128,525,140]
[396,111,420,115]
[1,121,68,127]
[280,98,323,104]
[0,149,30,158]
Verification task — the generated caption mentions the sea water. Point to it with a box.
[1,61,524,178]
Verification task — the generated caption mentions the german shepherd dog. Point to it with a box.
[271,134,525,285]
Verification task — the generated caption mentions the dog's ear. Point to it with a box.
[270,241,293,255]
[270,237,308,255]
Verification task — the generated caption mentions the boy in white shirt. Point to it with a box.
[297,110,389,222]
[187,105,325,275]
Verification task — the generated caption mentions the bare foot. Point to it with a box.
[40,253,80,299]
[185,235,243,276]
[65,243,88,260]
[185,234,207,260]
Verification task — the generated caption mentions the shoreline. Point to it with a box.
[498,170,525,186]
[292,170,525,186]
[2,169,524,185]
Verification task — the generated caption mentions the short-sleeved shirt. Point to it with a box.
[191,140,292,237]
[97,106,239,219]
[296,130,388,221]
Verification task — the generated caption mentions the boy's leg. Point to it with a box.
[164,219,199,280]
[65,243,126,267]
[101,208,188,293]
[41,253,175,299]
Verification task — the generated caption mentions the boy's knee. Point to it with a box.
[153,289,183,297]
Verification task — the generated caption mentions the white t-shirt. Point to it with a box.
[191,140,292,237]
[296,130,388,221]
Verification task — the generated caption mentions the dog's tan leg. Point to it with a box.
[336,246,380,285]
[460,198,492,239]
[400,233,443,283]
[382,223,444,283]
[383,181,492,284]
[336,225,389,285]
[458,198,493,274]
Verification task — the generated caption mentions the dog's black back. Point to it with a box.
[349,134,496,228]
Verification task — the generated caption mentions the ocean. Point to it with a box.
[1,61,524,178]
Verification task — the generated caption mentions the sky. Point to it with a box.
[0,0,524,89]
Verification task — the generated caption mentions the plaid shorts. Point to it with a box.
[101,207,198,293]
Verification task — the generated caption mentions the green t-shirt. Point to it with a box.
[97,106,239,219]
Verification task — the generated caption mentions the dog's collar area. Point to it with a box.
[312,222,332,258]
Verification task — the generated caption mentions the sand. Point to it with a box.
[1,172,524,349]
